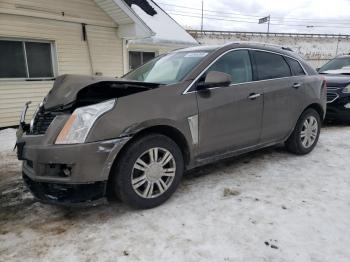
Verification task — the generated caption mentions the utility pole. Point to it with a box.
[201,1,204,32]
[267,15,271,34]
[335,35,341,56]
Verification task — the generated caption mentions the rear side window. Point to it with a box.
[206,50,253,85]
[285,57,306,76]
[252,51,291,80]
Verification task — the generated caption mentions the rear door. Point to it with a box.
[195,50,263,158]
[251,50,305,143]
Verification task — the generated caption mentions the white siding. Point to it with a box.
[0,3,123,127]
[0,81,53,126]
[0,0,115,26]
[86,25,124,77]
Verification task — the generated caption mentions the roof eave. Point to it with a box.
[112,0,154,38]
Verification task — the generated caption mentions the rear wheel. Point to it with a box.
[112,134,184,209]
[285,108,321,155]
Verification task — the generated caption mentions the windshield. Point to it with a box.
[319,57,350,73]
[123,51,210,84]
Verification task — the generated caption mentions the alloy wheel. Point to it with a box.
[300,116,318,148]
[131,147,176,198]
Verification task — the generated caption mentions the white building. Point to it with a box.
[0,0,197,127]
[188,30,350,68]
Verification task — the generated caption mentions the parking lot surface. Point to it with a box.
[1,126,350,262]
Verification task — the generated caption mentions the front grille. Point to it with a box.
[327,86,340,92]
[327,92,339,103]
[29,111,56,135]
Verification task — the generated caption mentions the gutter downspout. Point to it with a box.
[122,39,129,75]
[82,23,94,75]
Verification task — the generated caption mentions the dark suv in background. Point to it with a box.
[318,54,350,122]
[16,43,326,209]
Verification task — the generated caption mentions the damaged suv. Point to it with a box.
[16,43,326,208]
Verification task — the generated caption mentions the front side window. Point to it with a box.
[205,50,253,85]
[0,39,54,79]
[124,51,210,84]
[253,51,291,80]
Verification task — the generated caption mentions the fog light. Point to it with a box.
[345,103,350,109]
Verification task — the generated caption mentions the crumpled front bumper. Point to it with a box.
[23,173,107,206]
[17,135,130,205]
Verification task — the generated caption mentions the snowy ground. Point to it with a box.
[1,125,350,262]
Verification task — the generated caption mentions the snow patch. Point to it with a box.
[0,128,16,152]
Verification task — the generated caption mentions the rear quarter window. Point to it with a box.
[252,51,292,80]
[285,57,306,76]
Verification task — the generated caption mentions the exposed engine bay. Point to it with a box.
[23,74,161,135]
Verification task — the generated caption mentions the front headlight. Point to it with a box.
[342,84,350,93]
[55,99,115,144]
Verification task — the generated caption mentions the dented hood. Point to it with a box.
[43,74,157,110]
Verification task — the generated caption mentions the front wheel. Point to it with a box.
[112,134,184,209]
[285,108,321,155]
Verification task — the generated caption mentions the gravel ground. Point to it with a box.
[0,125,350,262]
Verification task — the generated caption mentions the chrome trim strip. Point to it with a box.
[327,86,340,91]
[187,115,199,145]
[182,47,308,95]
[327,92,339,103]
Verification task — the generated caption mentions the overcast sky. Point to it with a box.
[157,0,350,34]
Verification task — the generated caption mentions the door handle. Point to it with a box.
[248,93,261,100]
[292,83,301,89]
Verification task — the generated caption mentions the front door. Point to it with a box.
[195,50,263,158]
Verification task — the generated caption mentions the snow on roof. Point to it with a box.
[126,0,198,46]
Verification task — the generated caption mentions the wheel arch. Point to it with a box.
[286,102,324,142]
[304,103,325,120]
[127,125,191,166]
[106,125,191,198]
[109,125,191,174]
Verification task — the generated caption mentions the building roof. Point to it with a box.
[94,0,153,38]
[123,0,198,46]
[95,0,197,45]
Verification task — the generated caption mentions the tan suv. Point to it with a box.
[16,43,327,208]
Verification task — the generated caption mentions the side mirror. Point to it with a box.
[197,71,232,90]
[316,67,320,72]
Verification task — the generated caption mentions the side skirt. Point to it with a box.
[188,140,284,170]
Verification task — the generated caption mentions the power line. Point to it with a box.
[158,1,350,24]
[164,9,350,26]
[166,11,350,29]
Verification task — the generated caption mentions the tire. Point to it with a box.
[285,108,321,155]
[112,134,184,209]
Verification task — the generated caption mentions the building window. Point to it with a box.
[0,39,55,79]
[129,51,156,70]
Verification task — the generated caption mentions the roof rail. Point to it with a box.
[225,41,294,52]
